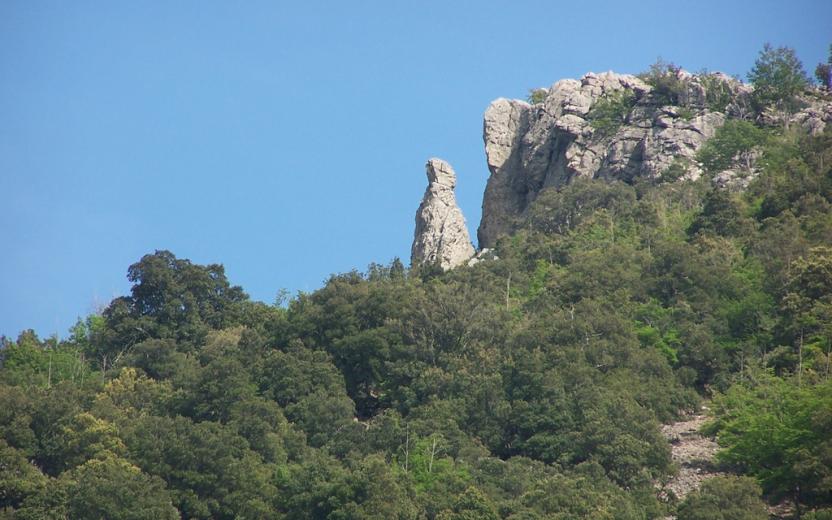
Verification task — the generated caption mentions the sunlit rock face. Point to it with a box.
[411,158,475,270]
[478,71,751,247]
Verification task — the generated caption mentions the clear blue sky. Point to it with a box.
[2,1,830,338]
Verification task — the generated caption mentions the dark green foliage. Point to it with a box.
[102,250,248,358]
[816,44,832,89]
[0,440,46,510]
[437,487,499,520]
[676,476,768,520]
[527,178,637,234]
[688,188,754,238]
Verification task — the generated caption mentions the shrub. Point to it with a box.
[640,59,687,106]
[676,476,767,520]
[527,88,547,104]
[587,89,636,137]
[698,73,736,113]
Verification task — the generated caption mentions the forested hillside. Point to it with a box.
[2,45,832,519]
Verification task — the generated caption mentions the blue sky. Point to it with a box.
[2,1,830,338]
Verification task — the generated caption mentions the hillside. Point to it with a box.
[2,45,832,519]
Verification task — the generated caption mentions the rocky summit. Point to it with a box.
[478,71,744,247]
[477,70,831,247]
[411,158,475,270]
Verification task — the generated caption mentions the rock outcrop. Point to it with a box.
[411,158,475,270]
[478,71,748,247]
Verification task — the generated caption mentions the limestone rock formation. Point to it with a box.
[411,158,475,270]
[478,71,748,247]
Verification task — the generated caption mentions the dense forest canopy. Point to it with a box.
[1,44,832,519]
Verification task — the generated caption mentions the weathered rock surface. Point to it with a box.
[478,71,747,247]
[411,158,475,270]
[659,408,722,503]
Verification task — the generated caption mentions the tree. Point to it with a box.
[748,44,810,116]
[707,374,832,509]
[0,440,47,510]
[695,119,766,174]
[815,44,832,89]
[15,457,179,520]
[436,487,499,520]
[102,250,248,362]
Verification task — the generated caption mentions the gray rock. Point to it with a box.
[478,70,737,247]
[790,97,832,135]
[411,158,475,270]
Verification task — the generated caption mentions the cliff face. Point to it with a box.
[411,158,475,270]
[414,70,832,258]
[478,71,751,247]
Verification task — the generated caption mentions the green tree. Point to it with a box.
[707,374,832,509]
[0,440,47,510]
[815,44,832,89]
[17,456,179,520]
[436,487,499,520]
[696,119,766,174]
[102,250,248,362]
[639,58,687,106]
[748,43,810,116]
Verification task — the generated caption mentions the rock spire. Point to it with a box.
[411,158,475,270]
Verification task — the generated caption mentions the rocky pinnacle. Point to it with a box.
[411,158,475,270]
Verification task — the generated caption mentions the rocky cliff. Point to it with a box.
[477,70,832,247]
[411,158,475,270]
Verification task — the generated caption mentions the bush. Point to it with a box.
[676,476,767,520]
[640,59,687,106]
[527,88,548,104]
[587,89,636,137]
[698,73,736,113]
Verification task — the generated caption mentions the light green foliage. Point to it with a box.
[696,119,766,174]
[706,373,832,506]
[588,89,636,137]
[0,330,93,388]
[676,476,768,520]
[748,43,810,114]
